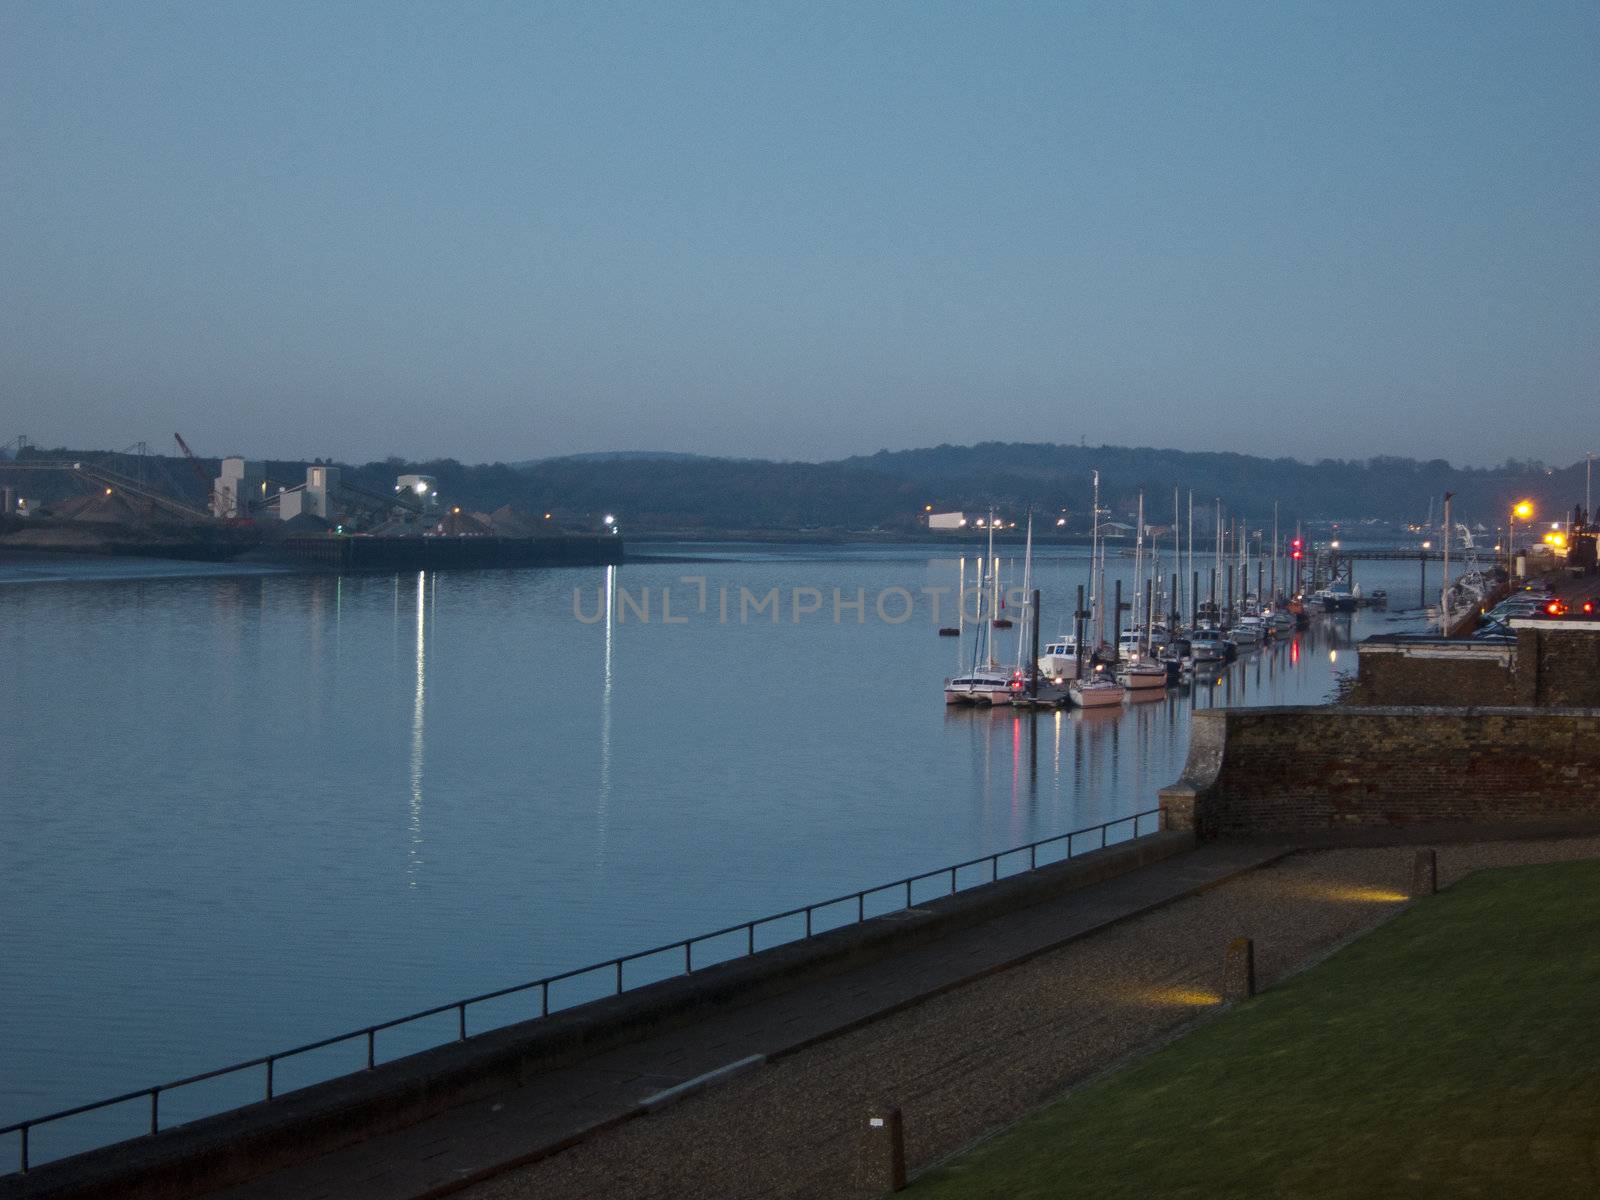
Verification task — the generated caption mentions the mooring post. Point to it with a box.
[1224,937,1256,1002]
[1412,849,1438,897]
[858,1105,907,1192]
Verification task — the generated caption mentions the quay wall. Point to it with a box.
[1162,706,1600,839]
[2,830,1191,1200]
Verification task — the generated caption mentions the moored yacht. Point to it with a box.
[1069,671,1127,708]
[1190,626,1229,662]
[1229,615,1266,645]
[1115,657,1167,691]
[1038,635,1081,681]
[944,668,1020,706]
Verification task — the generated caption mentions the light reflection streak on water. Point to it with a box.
[597,566,616,862]
[408,570,426,885]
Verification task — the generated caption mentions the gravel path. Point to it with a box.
[457,836,1600,1200]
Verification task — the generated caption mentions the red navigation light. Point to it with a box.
[1545,599,1568,617]
[1291,549,1302,560]
[1584,601,1596,616]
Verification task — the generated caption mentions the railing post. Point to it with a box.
[905,879,911,907]
[746,924,755,955]
[266,1056,274,1100]
[541,981,550,1017]
[367,1030,375,1069]
[149,1088,159,1136]
[858,893,865,922]
[615,961,623,994]
[685,941,692,974]
[1030,844,1037,870]
[950,866,957,894]
[991,855,998,881]
[805,907,813,937]
[457,1004,466,1041]
[1101,824,1107,848]
[20,1124,28,1173]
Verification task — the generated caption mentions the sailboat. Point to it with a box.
[1117,491,1167,694]
[944,511,1018,704]
[1010,514,1070,708]
[1069,471,1127,709]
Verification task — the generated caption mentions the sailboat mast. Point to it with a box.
[985,510,997,665]
[1090,471,1102,649]
[1272,500,1279,600]
[1177,486,1190,630]
[1134,492,1145,637]
[1214,498,1222,611]
[1015,512,1034,673]
[1187,491,1194,627]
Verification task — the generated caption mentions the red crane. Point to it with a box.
[173,432,210,486]
[173,432,220,513]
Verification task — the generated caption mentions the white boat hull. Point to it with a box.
[1117,666,1167,690]
[1069,681,1126,708]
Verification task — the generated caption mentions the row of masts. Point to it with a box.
[964,487,1305,674]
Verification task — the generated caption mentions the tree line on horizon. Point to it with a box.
[3,440,1586,534]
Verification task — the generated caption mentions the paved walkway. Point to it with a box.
[204,835,1600,1200]
[202,841,1285,1200]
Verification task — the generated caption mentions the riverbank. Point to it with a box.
[912,855,1600,1199]
[17,830,1597,1200]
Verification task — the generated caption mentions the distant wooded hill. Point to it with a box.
[3,441,1584,533]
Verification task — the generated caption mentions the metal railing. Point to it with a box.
[2,807,1160,1174]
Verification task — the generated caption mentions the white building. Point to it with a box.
[927,511,968,531]
[280,465,341,521]
[213,457,264,518]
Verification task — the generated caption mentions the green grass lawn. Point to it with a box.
[909,860,1600,1200]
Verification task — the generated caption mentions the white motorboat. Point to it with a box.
[1315,581,1359,612]
[1038,636,1081,681]
[1190,626,1229,662]
[1229,615,1266,645]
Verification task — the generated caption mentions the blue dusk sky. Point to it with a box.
[3,1,1597,467]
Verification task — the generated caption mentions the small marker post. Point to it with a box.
[859,1105,906,1192]
[1413,849,1438,897]
[1224,937,1256,1002]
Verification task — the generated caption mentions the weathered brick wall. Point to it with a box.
[1354,625,1600,707]
[1354,645,1518,706]
[1161,706,1600,838]
[1514,626,1600,706]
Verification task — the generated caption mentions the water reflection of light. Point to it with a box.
[408,571,426,885]
[597,566,616,857]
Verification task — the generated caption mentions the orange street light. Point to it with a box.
[1510,500,1535,577]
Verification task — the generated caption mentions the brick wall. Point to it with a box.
[1354,643,1517,706]
[1355,624,1600,707]
[1512,623,1600,706]
[1161,706,1600,838]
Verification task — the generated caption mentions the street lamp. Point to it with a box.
[1510,500,1534,577]
[1420,540,1431,609]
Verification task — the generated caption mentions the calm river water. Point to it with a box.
[0,542,1444,1162]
